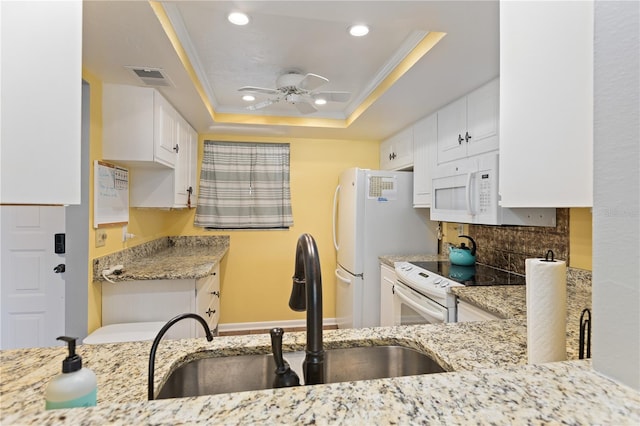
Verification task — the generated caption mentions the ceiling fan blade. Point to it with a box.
[313,91,351,103]
[293,101,317,114]
[238,86,280,95]
[246,99,277,111]
[298,73,328,91]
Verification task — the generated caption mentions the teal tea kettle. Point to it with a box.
[449,235,477,266]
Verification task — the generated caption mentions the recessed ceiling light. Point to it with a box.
[314,98,327,106]
[348,24,369,37]
[242,94,255,102]
[228,12,249,26]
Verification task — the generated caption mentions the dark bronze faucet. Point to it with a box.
[288,233,325,385]
[148,313,214,400]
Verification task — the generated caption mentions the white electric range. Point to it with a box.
[390,260,524,325]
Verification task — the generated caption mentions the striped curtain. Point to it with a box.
[194,141,293,229]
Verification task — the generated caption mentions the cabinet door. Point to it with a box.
[500,1,593,207]
[412,114,437,207]
[380,264,396,327]
[196,267,220,335]
[379,138,394,170]
[456,300,500,322]
[466,79,499,158]
[380,127,414,170]
[391,127,414,170]
[436,97,467,164]
[187,126,199,206]
[153,94,178,168]
[174,118,191,206]
[0,1,82,204]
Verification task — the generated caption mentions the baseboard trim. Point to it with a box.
[218,318,337,333]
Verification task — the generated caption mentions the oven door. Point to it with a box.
[393,281,448,325]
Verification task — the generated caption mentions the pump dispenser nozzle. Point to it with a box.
[57,336,83,373]
[45,336,97,409]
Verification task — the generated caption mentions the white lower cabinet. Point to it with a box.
[380,264,396,327]
[102,266,220,339]
[456,299,500,322]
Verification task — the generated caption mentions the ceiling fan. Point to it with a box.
[238,71,351,114]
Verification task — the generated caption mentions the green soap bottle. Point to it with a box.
[44,336,97,410]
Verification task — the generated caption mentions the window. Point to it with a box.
[194,141,293,229]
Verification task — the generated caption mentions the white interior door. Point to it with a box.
[1,206,66,349]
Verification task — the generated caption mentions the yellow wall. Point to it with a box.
[569,208,593,270]
[84,69,379,327]
[163,135,379,324]
[85,71,592,330]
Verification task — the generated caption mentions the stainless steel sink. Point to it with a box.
[156,345,445,399]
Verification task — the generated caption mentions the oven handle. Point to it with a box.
[394,284,445,322]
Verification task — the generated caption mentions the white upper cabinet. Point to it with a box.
[499,1,593,207]
[437,78,499,164]
[128,116,198,209]
[103,84,198,208]
[412,113,438,207]
[380,127,413,170]
[0,1,82,205]
[102,84,178,168]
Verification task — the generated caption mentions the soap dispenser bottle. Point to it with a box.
[45,336,97,410]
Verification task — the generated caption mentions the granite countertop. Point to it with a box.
[2,323,639,424]
[1,253,633,423]
[379,254,592,360]
[93,236,229,282]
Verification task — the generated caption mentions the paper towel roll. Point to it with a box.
[526,257,567,364]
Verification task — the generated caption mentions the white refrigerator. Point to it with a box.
[332,168,438,329]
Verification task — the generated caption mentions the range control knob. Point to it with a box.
[440,280,450,288]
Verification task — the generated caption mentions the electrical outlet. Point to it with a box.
[95,229,107,248]
[457,224,464,236]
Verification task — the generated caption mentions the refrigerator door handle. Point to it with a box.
[334,268,352,285]
[332,184,341,251]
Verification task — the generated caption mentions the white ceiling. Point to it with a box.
[82,1,499,140]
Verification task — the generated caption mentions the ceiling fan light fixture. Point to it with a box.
[228,12,250,26]
[242,94,256,102]
[348,24,369,37]
[314,98,327,105]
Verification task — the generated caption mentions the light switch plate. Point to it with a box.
[95,229,107,247]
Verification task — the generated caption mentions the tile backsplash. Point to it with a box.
[448,209,570,275]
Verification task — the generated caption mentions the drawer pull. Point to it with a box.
[211,291,220,297]
[206,308,216,317]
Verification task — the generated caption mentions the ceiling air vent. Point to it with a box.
[126,66,174,87]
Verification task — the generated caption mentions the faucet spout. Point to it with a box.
[148,313,214,400]
[289,233,324,385]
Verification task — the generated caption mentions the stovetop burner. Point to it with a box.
[409,261,525,286]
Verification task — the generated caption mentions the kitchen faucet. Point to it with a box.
[147,313,214,400]
[288,233,325,385]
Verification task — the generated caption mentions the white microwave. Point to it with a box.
[430,153,556,226]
